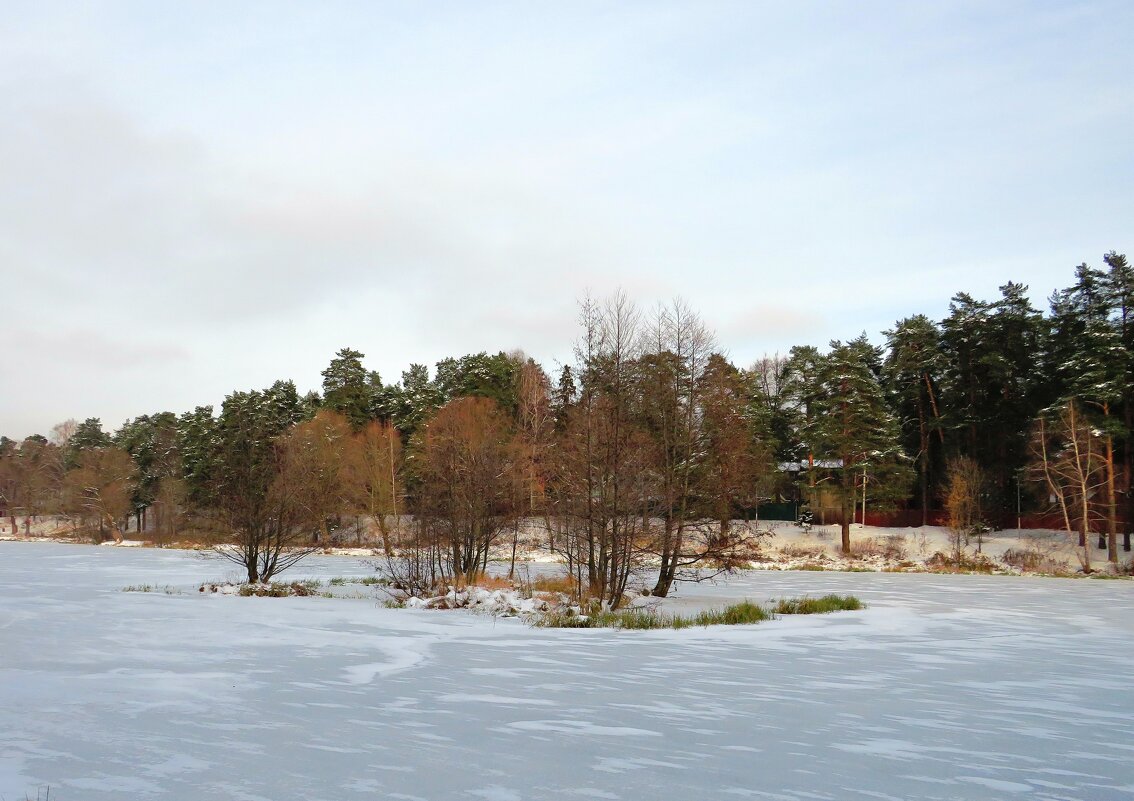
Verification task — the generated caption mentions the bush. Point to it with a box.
[1001,547,1069,575]
[926,551,998,574]
[852,535,907,561]
[773,594,863,614]
[780,543,826,559]
[882,560,920,572]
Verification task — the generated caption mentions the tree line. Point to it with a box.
[1,251,1130,594]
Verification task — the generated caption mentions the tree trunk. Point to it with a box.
[1105,431,1118,563]
[103,513,123,544]
[841,491,853,555]
[652,517,676,597]
[508,522,519,579]
[918,401,929,527]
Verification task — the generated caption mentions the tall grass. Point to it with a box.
[772,594,863,614]
[533,597,856,629]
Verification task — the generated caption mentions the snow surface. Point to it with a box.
[1,542,1132,800]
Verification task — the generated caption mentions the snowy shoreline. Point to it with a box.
[2,518,1129,580]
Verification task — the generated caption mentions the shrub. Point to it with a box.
[882,560,920,572]
[852,535,907,561]
[926,551,997,574]
[780,543,826,559]
[1001,547,1068,575]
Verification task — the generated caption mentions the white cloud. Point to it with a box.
[0,2,1131,438]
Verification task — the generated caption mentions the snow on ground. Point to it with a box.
[5,515,1115,575]
[1,542,1133,801]
[751,521,1086,569]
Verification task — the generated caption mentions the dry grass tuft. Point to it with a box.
[531,575,577,594]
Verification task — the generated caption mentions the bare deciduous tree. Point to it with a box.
[63,447,133,542]
[277,410,358,545]
[411,396,520,585]
[943,456,988,560]
[1031,399,1107,571]
[549,291,652,609]
[353,419,404,553]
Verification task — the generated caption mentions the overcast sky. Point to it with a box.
[2,1,1131,439]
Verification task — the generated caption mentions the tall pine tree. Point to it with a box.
[806,336,910,553]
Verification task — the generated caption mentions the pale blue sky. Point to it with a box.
[2,2,1131,438]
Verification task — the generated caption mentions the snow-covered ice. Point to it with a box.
[1,542,1132,800]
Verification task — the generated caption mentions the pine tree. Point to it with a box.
[941,284,1046,519]
[1103,251,1134,552]
[177,406,217,507]
[114,412,180,533]
[806,336,910,553]
[884,315,947,524]
[552,365,577,431]
[389,364,444,439]
[434,352,522,414]
[321,348,381,429]
[746,354,796,465]
[781,345,828,521]
[66,418,110,468]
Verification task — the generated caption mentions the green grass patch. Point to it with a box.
[329,575,387,587]
[536,599,773,630]
[693,600,771,626]
[773,594,863,615]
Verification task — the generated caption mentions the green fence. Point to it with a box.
[756,502,799,521]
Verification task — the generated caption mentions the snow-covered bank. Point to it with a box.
[1,543,1132,800]
[4,518,1128,577]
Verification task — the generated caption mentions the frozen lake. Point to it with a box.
[2,542,1132,800]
